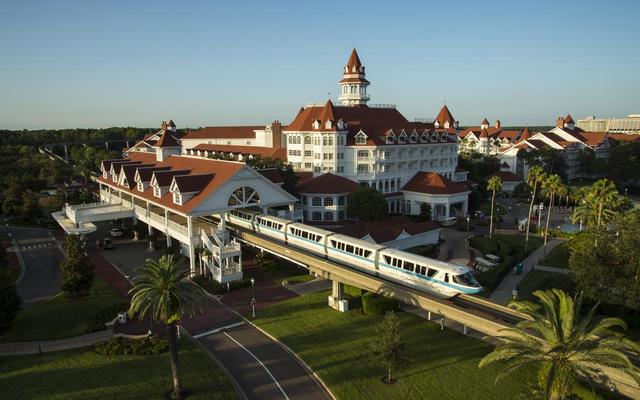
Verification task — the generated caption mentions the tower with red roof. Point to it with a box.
[338,49,370,106]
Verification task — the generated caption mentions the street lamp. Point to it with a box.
[250,277,256,318]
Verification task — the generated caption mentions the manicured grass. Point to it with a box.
[252,291,531,400]
[0,339,238,400]
[259,258,315,285]
[516,270,575,302]
[470,234,543,294]
[1,277,126,342]
[541,242,569,269]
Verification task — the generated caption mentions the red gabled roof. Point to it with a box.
[401,172,469,195]
[481,118,490,125]
[434,105,455,127]
[563,114,575,124]
[479,128,489,138]
[182,126,263,140]
[335,215,440,244]
[318,100,338,124]
[519,127,531,141]
[257,168,284,185]
[297,173,359,194]
[173,173,214,193]
[154,132,180,148]
[492,171,523,182]
[153,169,191,187]
[608,133,640,143]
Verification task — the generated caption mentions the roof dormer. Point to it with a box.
[385,130,396,144]
[420,130,430,143]
[313,120,321,130]
[398,130,407,144]
[355,130,368,145]
[409,131,418,143]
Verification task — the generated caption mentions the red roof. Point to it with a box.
[335,215,440,244]
[481,118,490,125]
[297,173,359,194]
[97,152,246,214]
[492,171,523,182]
[401,172,469,195]
[257,168,284,185]
[346,48,363,69]
[608,133,640,142]
[434,105,455,127]
[182,126,262,140]
[154,132,180,148]
[563,114,575,124]
[479,128,489,138]
[519,127,531,141]
[173,173,214,193]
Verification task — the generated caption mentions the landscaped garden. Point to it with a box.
[0,277,126,342]
[541,242,569,269]
[470,234,543,294]
[252,290,532,400]
[515,270,575,302]
[0,338,238,400]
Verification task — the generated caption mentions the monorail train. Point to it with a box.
[225,209,482,297]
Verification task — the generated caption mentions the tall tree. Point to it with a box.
[0,267,21,333]
[371,311,405,384]
[479,289,640,400]
[525,166,546,251]
[541,174,563,246]
[589,179,619,227]
[128,256,207,399]
[487,176,503,239]
[59,235,94,295]
[347,186,388,221]
[571,180,620,229]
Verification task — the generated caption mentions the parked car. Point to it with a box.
[101,238,115,250]
[473,210,485,219]
[109,228,124,238]
[441,217,458,227]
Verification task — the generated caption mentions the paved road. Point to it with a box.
[9,226,62,306]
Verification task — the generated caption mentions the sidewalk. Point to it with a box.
[489,239,564,304]
[0,329,113,356]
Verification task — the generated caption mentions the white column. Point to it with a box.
[188,241,196,277]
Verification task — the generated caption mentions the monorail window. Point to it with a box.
[418,266,427,275]
[403,262,414,272]
[346,244,354,253]
[383,255,392,265]
[427,268,437,277]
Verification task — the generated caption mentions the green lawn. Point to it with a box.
[470,234,543,294]
[252,291,531,400]
[259,257,315,285]
[0,339,238,400]
[541,242,569,269]
[1,277,126,342]
[516,270,575,302]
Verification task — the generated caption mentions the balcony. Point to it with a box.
[356,156,373,163]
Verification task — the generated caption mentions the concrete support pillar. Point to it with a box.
[445,203,450,218]
[148,224,153,235]
[126,141,130,148]
[328,280,348,312]
[63,144,69,160]
[218,212,226,232]
[166,235,172,248]
[463,325,468,335]
[105,142,109,151]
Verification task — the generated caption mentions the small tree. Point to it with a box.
[59,235,95,295]
[347,186,388,221]
[0,268,21,332]
[371,311,405,384]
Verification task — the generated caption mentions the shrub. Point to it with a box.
[362,292,398,316]
[86,301,130,333]
[192,275,252,295]
[93,336,168,356]
[344,284,364,298]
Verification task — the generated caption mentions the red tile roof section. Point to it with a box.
[434,105,455,126]
[346,48,363,69]
[297,173,359,194]
[492,171,523,182]
[173,173,214,193]
[401,172,469,195]
[182,126,262,140]
[154,132,180,148]
[335,215,440,243]
[190,143,286,160]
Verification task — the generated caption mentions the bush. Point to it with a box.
[362,292,398,316]
[86,301,130,333]
[344,284,364,298]
[94,336,168,356]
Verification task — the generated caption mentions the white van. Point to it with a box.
[441,217,457,227]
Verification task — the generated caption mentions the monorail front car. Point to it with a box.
[225,209,482,297]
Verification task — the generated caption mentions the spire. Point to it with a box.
[479,127,489,139]
[434,105,456,129]
[319,99,337,123]
[519,127,531,141]
[563,114,575,124]
[339,48,370,106]
[481,118,490,125]
[154,132,180,148]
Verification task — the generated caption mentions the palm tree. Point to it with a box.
[487,176,503,239]
[589,179,620,227]
[200,248,213,277]
[129,255,207,399]
[479,289,640,400]
[525,166,546,251]
[541,174,563,246]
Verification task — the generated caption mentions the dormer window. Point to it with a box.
[420,133,429,143]
[337,119,347,130]
[173,191,182,205]
[153,186,161,197]
[312,120,321,130]
[103,171,108,179]
[112,173,118,183]
[434,121,440,129]
[431,133,438,142]
[398,131,407,144]
[137,181,144,192]
[355,131,367,145]
[409,132,418,143]
[385,131,395,144]
[325,120,333,129]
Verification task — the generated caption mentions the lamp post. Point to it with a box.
[250,277,256,318]
[465,214,470,246]
[537,202,543,229]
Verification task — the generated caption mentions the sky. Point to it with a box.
[1,0,639,129]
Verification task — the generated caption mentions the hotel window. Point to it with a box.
[323,153,333,160]
[338,196,345,205]
[337,166,344,173]
[312,197,322,206]
[153,186,161,197]
[324,197,334,206]
[312,211,322,221]
[324,212,333,221]
[337,153,344,160]
[137,181,144,192]
[323,136,328,146]
[173,192,181,205]
[304,162,312,168]
[302,196,307,205]
[338,210,346,220]
[314,153,321,159]
[304,136,311,144]
[328,137,334,146]
[304,150,312,157]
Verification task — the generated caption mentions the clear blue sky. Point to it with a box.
[1,0,639,129]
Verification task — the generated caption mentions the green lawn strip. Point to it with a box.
[0,338,238,400]
[541,242,569,269]
[259,259,314,286]
[471,234,543,294]
[1,277,126,342]
[516,270,575,302]
[252,290,531,400]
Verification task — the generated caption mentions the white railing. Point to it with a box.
[121,199,132,209]
[368,103,395,109]
[134,204,147,217]
[149,212,165,224]
[356,157,372,162]
[167,220,188,236]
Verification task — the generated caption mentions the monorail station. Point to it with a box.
[53,142,299,283]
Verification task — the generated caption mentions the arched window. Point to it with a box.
[312,211,322,221]
[227,186,260,207]
[312,197,322,206]
[324,211,333,221]
[324,197,334,206]
[338,210,345,220]
[304,136,311,145]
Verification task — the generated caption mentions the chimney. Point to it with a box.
[271,120,283,149]
[556,117,564,128]
[495,120,501,129]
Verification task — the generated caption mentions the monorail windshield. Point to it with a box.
[452,272,481,288]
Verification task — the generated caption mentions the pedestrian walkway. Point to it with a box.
[284,277,331,296]
[0,329,113,356]
[489,239,564,304]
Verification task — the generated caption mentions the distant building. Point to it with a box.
[334,215,441,250]
[458,118,525,155]
[577,114,640,134]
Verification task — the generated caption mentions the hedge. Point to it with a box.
[94,336,168,356]
[86,301,130,333]
[192,275,252,295]
[362,292,398,315]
